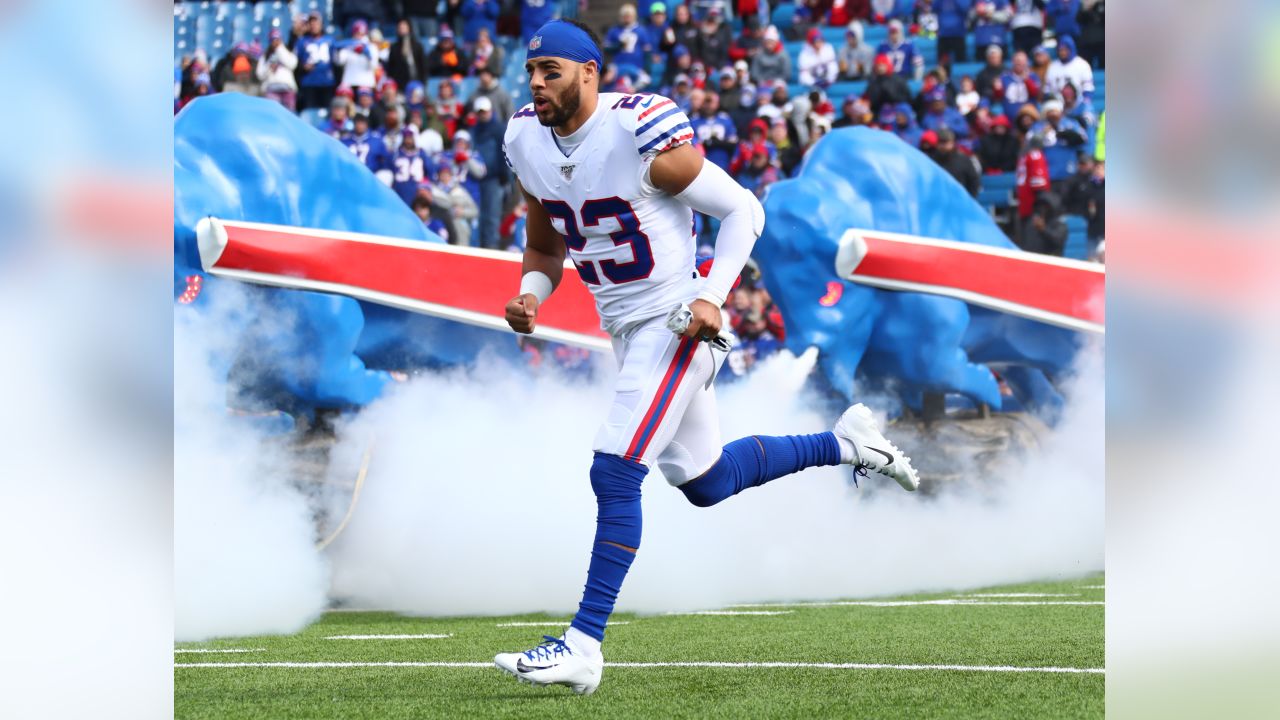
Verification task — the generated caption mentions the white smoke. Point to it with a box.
[326,341,1103,614]
[173,289,329,642]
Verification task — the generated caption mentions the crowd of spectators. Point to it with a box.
[176,0,1105,369]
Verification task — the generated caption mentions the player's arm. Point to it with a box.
[649,142,765,339]
[504,181,565,334]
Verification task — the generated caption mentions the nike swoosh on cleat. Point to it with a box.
[866,447,895,466]
[516,659,555,673]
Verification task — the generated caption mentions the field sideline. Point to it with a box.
[175,574,1104,719]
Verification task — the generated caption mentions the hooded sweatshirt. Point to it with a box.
[1045,37,1095,98]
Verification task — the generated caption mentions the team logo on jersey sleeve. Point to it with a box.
[559,164,576,181]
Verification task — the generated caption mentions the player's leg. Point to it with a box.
[495,322,709,692]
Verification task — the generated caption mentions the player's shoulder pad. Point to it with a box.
[619,93,693,158]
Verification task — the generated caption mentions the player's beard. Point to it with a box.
[539,71,582,129]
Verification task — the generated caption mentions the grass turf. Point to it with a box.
[175,574,1103,719]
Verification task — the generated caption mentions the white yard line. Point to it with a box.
[668,611,795,616]
[729,600,1103,608]
[173,648,265,654]
[1078,585,1105,590]
[323,634,452,640]
[495,621,631,627]
[957,593,1080,598]
[175,660,1102,674]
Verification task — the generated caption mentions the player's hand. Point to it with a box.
[682,299,722,340]
[505,293,539,334]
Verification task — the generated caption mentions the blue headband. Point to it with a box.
[526,20,602,69]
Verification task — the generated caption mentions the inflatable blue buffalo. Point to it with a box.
[759,127,1083,416]
[174,96,1082,422]
[174,94,519,422]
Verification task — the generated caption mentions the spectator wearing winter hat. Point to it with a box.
[296,12,336,110]
[1030,45,1053,89]
[467,66,513,128]
[691,91,740,171]
[354,86,380,126]
[468,97,510,250]
[1019,188,1068,256]
[888,102,923,147]
[426,26,467,77]
[391,126,439,205]
[865,53,912,113]
[750,25,792,86]
[1013,102,1039,139]
[920,86,970,138]
[336,20,380,92]
[975,44,1006,100]
[876,19,924,80]
[647,3,673,65]
[729,118,769,174]
[972,1,1012,55]
[1059,82,1095,128]
[838,22,875,80]
[932,128,982,196]
[1030,97,1087,181]
[671,73,696,112]
[460,0,499,49]
[326,96,353,139]
[998,50,1040,109]
[696,7,734,70]
[1045,37,1095,101]
[935,0,971,63]
[438,128,487,206]
[977,113,1019,172]
[256,30,298,110]
[222,52,262,96]
[833,96,872,128]
[662,43,693,88]
[386,19,428,91]
[734,140,781,197]
[344,113,392,177]
[798,27,839,88]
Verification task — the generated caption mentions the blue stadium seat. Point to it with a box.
[771,3,796,31]
[1063,215,1089,259]
[826,80,867,100]
[863,25,889,46]
[820,26,848,45]
[977,185,1012,209]
[982,172,1017,192]
[949,61,985,84]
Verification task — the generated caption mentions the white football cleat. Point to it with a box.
[494,635,603,695]
[833,403,920,491]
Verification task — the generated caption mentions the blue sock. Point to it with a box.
[679,432,842,508]
[570,452,648,642]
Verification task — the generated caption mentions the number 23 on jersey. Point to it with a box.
[541,197,655,286]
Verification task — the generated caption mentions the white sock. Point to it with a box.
[835,434,858,463]
[565,626,602,659]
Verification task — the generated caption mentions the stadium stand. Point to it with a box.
[175,0,1104,263]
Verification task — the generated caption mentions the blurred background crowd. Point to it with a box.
[175,0,1105,372]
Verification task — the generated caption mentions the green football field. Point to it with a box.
[175,574,1103,719]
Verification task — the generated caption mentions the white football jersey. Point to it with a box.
[503,93,699,337]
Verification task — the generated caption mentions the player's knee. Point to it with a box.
[677,461,731,508]
[590,452,648,547]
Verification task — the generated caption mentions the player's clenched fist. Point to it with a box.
[681,299,723,340]
[505,293,540,334]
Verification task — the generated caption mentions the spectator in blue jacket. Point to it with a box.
[877,19,924,80]
[1031,97,1087,181]
[920,85,971,138]
[935,0,972,64]
[296,12,336,111]
[391,127,439,205]
[972,1,1012,54]
[1046,0,1082,47]
[690,91,739,170]
[605,4,653,80]
[468,97,510,250]
[460,0,500,49]
[521,0,560,45]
